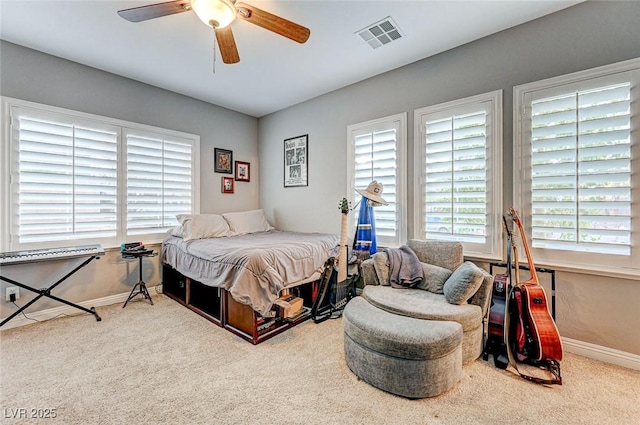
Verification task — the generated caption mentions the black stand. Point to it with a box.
[122,252,156,308]
[0,256,102,327]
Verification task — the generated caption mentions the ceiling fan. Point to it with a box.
[117,0,310,64]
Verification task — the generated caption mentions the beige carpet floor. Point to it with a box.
[1,294,639,425]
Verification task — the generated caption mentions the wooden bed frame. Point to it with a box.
[161,264,317,344]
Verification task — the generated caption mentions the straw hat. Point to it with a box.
[356,181,388,205]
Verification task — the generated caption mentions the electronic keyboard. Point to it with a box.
[0,244,105,266]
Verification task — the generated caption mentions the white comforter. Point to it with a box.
[161,230,339,315]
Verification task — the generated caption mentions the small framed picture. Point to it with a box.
[235,161,250,182]
[214,148,233,174]
[222,177,234,194]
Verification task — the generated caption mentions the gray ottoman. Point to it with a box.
[343,297,463,398]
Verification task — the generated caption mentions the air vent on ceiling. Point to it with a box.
[356,17,403,49]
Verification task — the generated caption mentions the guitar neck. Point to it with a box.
[337,211,348,283]
[502,215,512,278]
[512,231,522,287]
[510,207,539,284]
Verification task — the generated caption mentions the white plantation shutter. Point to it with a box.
[529,82,631,256]
[348,113,407,247]
[353,129,397,240]
[514,59,640,274]
[11,109,119,246]
[126,131,193,235]
[5,99,199,250]
[423,111,487,243]
[415,91,502,259]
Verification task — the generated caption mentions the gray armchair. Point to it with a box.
[343,240,493,397]
[359,239,493,363]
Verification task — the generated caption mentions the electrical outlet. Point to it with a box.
[6,287,20,302]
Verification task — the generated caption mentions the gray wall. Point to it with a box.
[0,41,258,318]
[258,1,640,355]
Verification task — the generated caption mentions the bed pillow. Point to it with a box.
[443,261,485,305]
[222,209,274,235]
[176,214,233,241]
[168,225,183,237]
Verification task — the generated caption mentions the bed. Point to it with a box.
[160,210,339,343]
[161,229,339,315]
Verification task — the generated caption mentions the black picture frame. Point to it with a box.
[214,148,233,174]
[284,134,308,187]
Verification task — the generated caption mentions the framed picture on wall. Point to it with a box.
[214,148,233,174]
[235,161,250,182]
[284,134,308,187]
[222,177,234,194]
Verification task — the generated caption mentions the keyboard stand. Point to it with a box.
[1,255,102,327]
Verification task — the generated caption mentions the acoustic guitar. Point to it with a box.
[509,207,563,363]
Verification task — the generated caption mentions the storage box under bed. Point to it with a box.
[162,264,317,344]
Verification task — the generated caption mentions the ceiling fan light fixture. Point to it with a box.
[116,0,310,66]
[191,0,237,28]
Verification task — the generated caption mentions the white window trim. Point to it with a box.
[513,57,640,280]
[346,112,407,248]
[413,90,503,261]
[1,97,201,251]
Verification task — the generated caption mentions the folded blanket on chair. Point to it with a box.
[386,245,423,288]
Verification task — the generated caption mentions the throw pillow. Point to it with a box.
[416,263,452,294]
[222,209,274,235]
[176,214,233,241]
[443,261,485,305]
[371,251,390,286]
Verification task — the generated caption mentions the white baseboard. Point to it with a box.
[563,337,640,371]
[0,284,163,331]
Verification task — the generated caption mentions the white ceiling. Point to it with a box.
[0,0,581,117]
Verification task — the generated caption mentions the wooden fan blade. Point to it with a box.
[117,0,191,23]
[236,2,310,44]
[215,26,240,64]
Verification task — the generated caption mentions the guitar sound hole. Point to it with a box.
[533,298,543,304]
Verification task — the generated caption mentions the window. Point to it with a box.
[514,58,640,276]
[347,113,407,247]
[414,90,503,260]
[1,98,199,251]
[125,129,195,236]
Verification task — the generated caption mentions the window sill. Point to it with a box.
[523,260,640,282]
